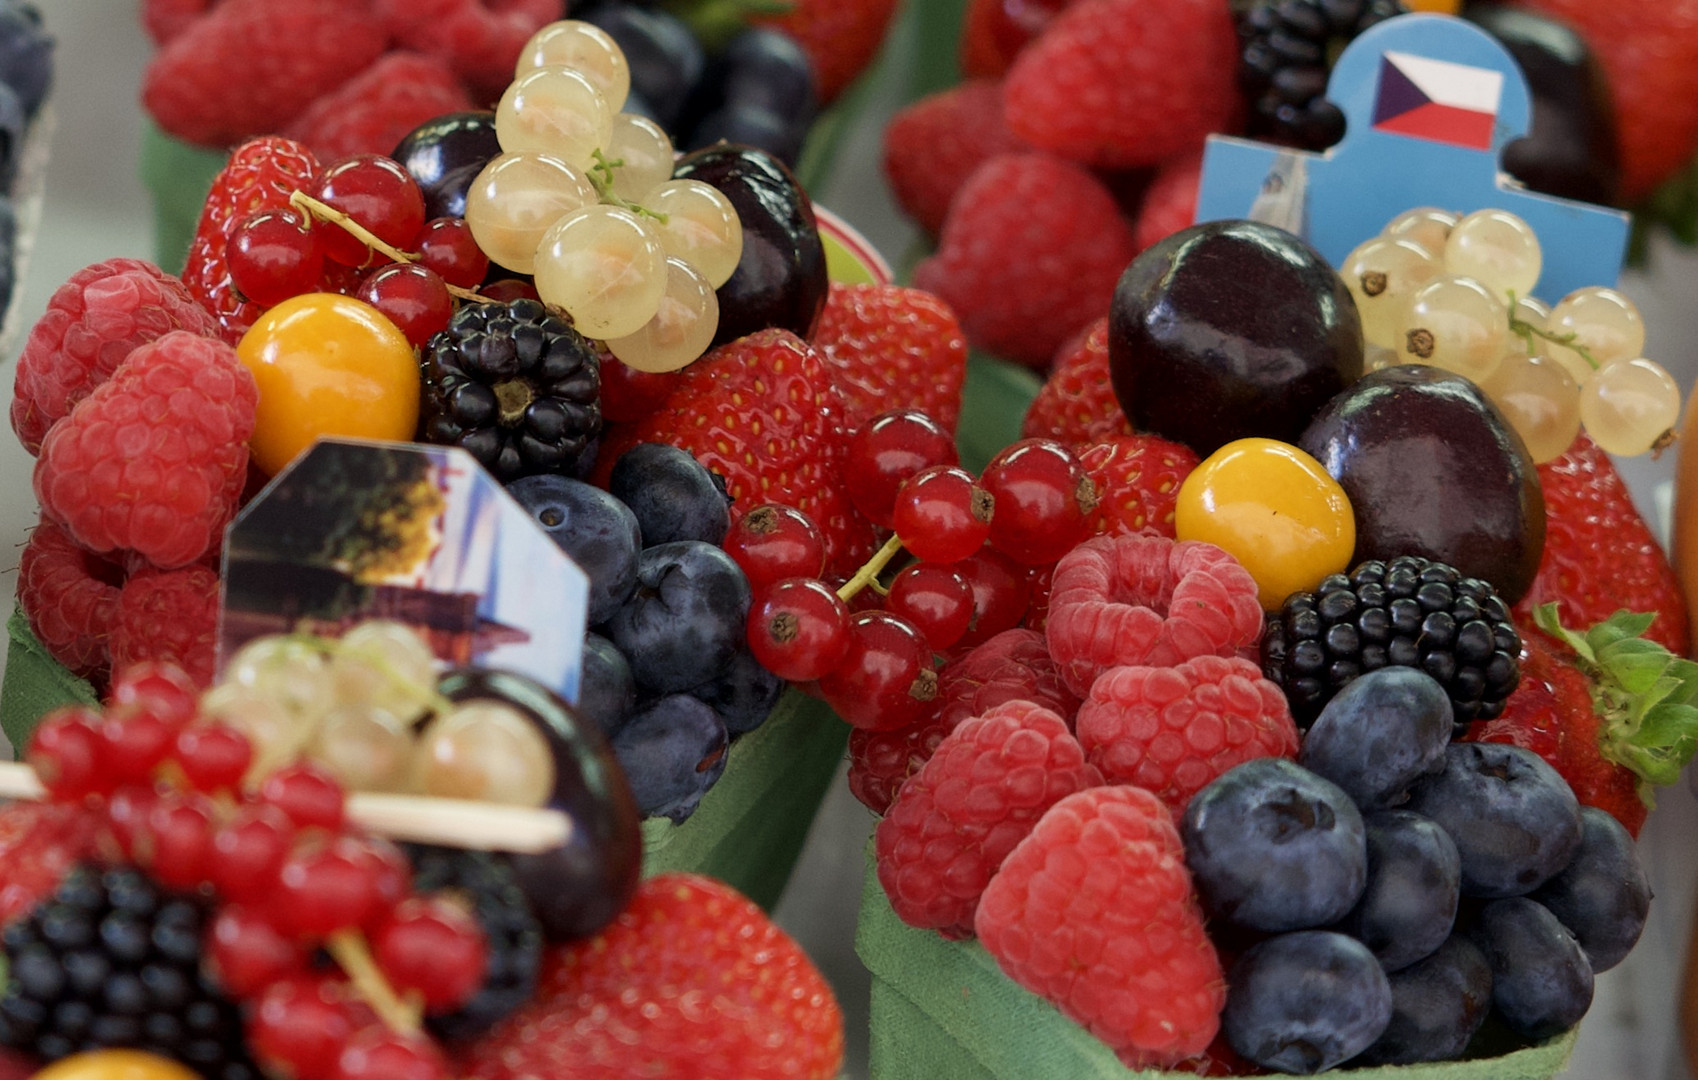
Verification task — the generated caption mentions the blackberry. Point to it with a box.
[1262,555,1520,730]
[0,865,256,1078]
[404,845,543,1042]
[419,297,602,481]
[1236,0,1406,149]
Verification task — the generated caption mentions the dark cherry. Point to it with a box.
[391,111,503,221]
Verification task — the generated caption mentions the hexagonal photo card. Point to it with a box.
[219,437,591,704]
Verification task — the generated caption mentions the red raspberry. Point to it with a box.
[974,785,1225,1068]
[35,331,258,571]
[16,521,125,681]
[375,0,562,101]
[1076,655,1298,815]
[1134,150,1203,254]
[1002,0,1238,170]
[810,282,968,435]
[109,566,222,690]
[1021,317,1131,445]
[11,260,218,454]
[882,80,1028,236]
[1080,433,1199,539]
[142,0,216,45]
[0,802,105,927]
[875,700,1102,938]
[913,153,1136,370]
[142,0,387,147]
[1045,533,1263,697]
[286,52,474,164]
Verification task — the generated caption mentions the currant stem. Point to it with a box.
[838,534,905,602]
[287,190,483,303]
[588,150,669,225]
[1505,289,1601,371]
[327,930,423,1034]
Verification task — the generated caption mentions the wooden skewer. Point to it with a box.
[0,761,572,855]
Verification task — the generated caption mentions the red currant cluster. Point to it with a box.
[730,409,1096,732]
[226,154,506,348]
[27,664,488,1080]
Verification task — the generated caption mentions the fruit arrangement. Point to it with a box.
[0,630,845,1079]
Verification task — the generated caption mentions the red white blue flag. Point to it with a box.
[1371,51,1503,150]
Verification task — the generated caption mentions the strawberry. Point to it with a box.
[1515,0,1698,202]
[0,802,104,928]
[595,329,876,578]
[1021,317,1131,444]
[1079,434,1199,538]
[1471,605,1698,837]
[1514,433,1689,656]
[182,136,321,344]
[754,0,903,104]
[1134,150,1204,254]
[960,0,1076,79]
[882,80,1029,236]
[810,281,968,435]
[462,873,843,1080]
[913,153,1137,370]
[1002,0,1239,170]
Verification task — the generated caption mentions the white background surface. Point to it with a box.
[15,4,1698,1078]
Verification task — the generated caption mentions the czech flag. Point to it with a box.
[1371,51,1503,151]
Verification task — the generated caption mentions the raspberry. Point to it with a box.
[375,0,562,101]
[109,566,222,690]
[975,785,1225,1068]
[35,331,258,571]
[142,0,215,45]
[1002,0,1238,170]
[16,521,125,681]
[285,52,474,164]
[0,802,104,928]
[913,153,1136,370]
[1046,533,1263,697]
[1020,317,1132,445]
[882,80,1028,236]
[11,260,219,454]
[1080,433,1200,538]
[1134,150,1203,255]
[142,0,387,147]
[875,700,1102,938]
[1076,655,1298,814]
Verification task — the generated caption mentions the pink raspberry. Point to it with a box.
[1134,150,1204,255]
[1076,655,1298,815]
[1046,533,1263,697]
[285,52,474,163]
[875,700,1102,938]
[141,0,216,45]
[35,331,258,571]
[375,0,562,101]
[11,260,219,454]
[975,786,1225,1069]
[109,566,222,690]
[16,521,125,681]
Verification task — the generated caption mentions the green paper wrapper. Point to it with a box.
[856,849,1579,1080]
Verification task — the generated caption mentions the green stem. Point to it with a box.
[1505,289,1601,371]
[588,150,669,225]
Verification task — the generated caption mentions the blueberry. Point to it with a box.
[1471,897,1593,1040]
[608,443,732,547]
[608,694,728,822]
[0,83,23,193]
[1182,758,1367,932]
[577,633,636,739]
[576,1,704,131]
[1298,667,1452,809]
[717,27,817,127]
[607,541,751,694]
[1356,934,1494,1065]
[1337,810,1460,972]
[1405,742,1582,898]
[1530,806,1650,973]
[687,104,809,171]
[687,644,784,735]
[1222,930,1392,1074]
[506,474,641,626]
[0,2,50,120]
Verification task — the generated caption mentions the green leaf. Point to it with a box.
[1615,702,1698,789]
[2,609,100,757]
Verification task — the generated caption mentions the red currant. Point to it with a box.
[313,154,426,268]
[209,904,309,999]
[723,504,826,590]
[26,706,107,801]
[106,784,162,860]
[209,804,297,904]
[416,217,490,289]
[147,791,216,890]
[274,835,384,937]
[358,837,413,915]
[747,578,851,681]
[891,465,993,564]
[599,353,677,422]
[228,209,327,308]
[817,610,937,731]
[174,724,253,793]
[108,662,200,728]
[980,438,1095,565]
[99,705,175,785]
[372,896,488,1012]
[247,975,363,1080]
[331,1027,452,1080]
[357,262,454,347]
[952,548,1033,649]
[261,761,347,831]
[844,410,959,528]
[886,563,975,651]
[480,278,540,303]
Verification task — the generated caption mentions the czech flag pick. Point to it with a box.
[1371,50,1502,151]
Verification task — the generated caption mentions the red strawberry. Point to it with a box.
[882,80,1028,236]
[914,153,1137,369]
[0,802,104,928]
[1516,0,1698,201]
[595,329,875,578]
[1471,606,1698,837]
[1002,0,1238,170]
[754,0,903,104]
[960,0,1076,79]
[1079,434,1200,539]
[1021,317,1131,444]
[1515,433,1689,656]
[1134,150,1204,254]
[463,873,843,1080]
[811,282,968,434]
